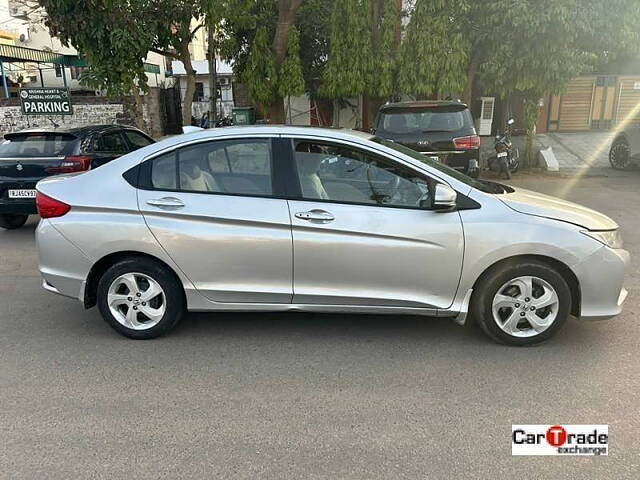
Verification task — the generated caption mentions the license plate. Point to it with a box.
[497,152,508,158]
[8,189,37,199]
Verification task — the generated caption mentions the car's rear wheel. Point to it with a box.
[0,214,29,230]
[97,258,185,339]
[609,139,632,170]
[471,260,571,346]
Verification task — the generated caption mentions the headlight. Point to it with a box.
[582,230,623,249]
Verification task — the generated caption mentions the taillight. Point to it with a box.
[46,155,91,174]
[36,192,71,219]
[453,135,481,150]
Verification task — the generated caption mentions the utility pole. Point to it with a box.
[207,25,218,126]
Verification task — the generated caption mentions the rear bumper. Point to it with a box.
[0,200,37,214]
[37,219,91,301]
[1,180,38,214]
[573,246,630,321]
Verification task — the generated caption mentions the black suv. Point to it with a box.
[373,101,480,177]
[0,125,154,230]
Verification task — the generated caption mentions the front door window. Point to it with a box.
[293,141,431,209]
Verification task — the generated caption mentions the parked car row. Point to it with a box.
[0,125,154,229]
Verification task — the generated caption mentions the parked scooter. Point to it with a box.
[488,118,519,179]
[215,115,233,128]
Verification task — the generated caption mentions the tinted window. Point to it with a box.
[151,152,177,190]
[94,132,128,153]
[294,141,431,208]
[150,139,273,196]
[379,108,469,134]
[0,134,76,157]
[124,130,154,150]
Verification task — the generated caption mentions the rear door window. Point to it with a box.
[149,139,273,196]
[0,134,76,157]
[124,130,154,150]
[93,132,129,154]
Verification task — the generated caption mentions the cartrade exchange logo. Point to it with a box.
[512,425,608,456]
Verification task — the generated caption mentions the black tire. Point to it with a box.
[97,257,185,339]
[0,214,29,230]
[470,259,571,346]
[609,139,632,170]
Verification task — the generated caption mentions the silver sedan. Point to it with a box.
[35,126,629,345]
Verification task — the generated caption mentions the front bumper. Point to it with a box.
[573,246,630,320]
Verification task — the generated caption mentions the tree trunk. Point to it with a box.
[463,52,480,105]
[207,26,218,126]
[180,45,197,126]
[131,88,146,131]
[269,0,302,123]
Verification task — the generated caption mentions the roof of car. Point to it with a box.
[170,125,375,144]
[379,100,469,111]
[4,124,139,139]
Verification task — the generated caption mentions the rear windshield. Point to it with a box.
[378,107,470,134]
[0,134,77,158]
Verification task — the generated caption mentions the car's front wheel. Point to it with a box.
[0,214,29,230]
[97,258,185,339]
[471,260,571,346]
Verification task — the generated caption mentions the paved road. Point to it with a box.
[1,173,639,479]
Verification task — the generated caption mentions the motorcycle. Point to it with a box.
[488,118,519,179]
[215,115,233,128]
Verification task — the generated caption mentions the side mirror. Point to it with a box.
[432,184,457,211]
[370,128,376,134]
[507,118,515,126]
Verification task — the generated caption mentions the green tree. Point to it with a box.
[220,0,303,122]
[39,0,206,126]
[278,26,305,121]
[398,0,469,99]
[321,0,402,126]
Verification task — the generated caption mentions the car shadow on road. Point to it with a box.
[166,309,603,350]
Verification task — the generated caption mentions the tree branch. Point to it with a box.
[150,48,180,59]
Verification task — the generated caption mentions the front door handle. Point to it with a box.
[146,197,185,209]
[295,209,335,222]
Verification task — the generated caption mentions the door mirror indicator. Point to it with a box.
[432,184,457,211]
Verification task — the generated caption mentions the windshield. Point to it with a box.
[378,108,468,134]
[371,137,511,194]
[0,134,77,158]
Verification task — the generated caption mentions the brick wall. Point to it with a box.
[0,92,164,138]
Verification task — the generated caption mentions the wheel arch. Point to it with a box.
[84,251,185,308]
[471,254,581,317]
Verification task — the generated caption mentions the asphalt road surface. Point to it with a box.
[2,172,639,479]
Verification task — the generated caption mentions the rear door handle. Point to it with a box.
[295,209,335,222]
[146,197,185,209]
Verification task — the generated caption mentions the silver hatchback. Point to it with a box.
[35,126,629,345]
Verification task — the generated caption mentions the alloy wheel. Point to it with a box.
[107,272,166,330]
[491,276,560,338]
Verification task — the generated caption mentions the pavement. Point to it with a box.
[2,174,640,479]
[481,131,619,174]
